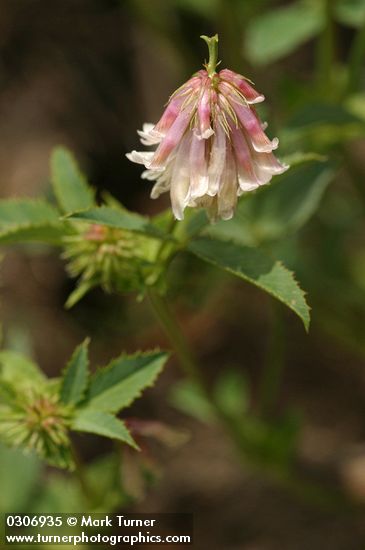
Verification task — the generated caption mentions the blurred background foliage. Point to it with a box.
[2,0,365,548]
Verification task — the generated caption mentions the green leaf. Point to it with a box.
[85,351,168,413]
[0,225,67,245]
[207,162,334,245]
[172,0,219,18]
[287,102,362,129]
[0,350,45,390]
[280,152,328,167]
[214,369,249,420]
[85,454,126,511]
[0,199,59,229]
[335,0,365,27]
[32,472,86,513]
[346,93,365,121]
[169,380,216,423]
[245,1,324,65]
[0,199,65,245]
[72,409,139,449]
[66,206,168,240]
[50,146,96,214]
[64,280,98,310]
[60,339,90,406]
[188,238,310,330]
[0,443,41,513]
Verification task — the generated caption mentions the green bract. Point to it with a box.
[0,343,169,470]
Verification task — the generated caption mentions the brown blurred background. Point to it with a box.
[2,1,365,549]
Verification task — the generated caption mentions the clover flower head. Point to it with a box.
[0,389,72,469]
[62,223,155,307]
[127,34,289,222]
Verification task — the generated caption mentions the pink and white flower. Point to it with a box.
[127,35,288,222]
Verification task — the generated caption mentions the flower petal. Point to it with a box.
[196,86,214,140]
[207,120,226,196]
[253,151,289,174]
[230,125,258,191]
[219,69,265,104]
[218,143,238,220]
[170,135,192,220]
[149,106,194,170]
[137,123,163,145]
[189,133,209,199]
[125,151,155,167]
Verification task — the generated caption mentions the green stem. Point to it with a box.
[200,34,219,77]
[258,302,285,417]
[147,288,354,511]
[155,217,179,263]
[347,22,365,94]
[146,217,179,287]
[317,0,335,94]
[71,443,93,503]
[147,288,205,389]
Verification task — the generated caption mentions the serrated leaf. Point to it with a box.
[0,224,67,245]
[0,350,45,390]
[188,238,310,330]
[85,351,168,413]
[0,199,59,229]
[60,339,90,406]
[0,199,65,245]
[72,409,139,449]
[245,1,324,65]
[51,146,96,214]
[66,206,168,240]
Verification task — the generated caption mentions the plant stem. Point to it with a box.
[147,288,205,390]
[258,302,285,417]
[71,442,93,503]
[317,0,335,95]
[200,34,219,77]
[347,22,365,94]
[146,288,354,511]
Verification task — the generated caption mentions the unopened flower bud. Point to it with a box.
[62,223,155,306]
[0,389,72,469]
